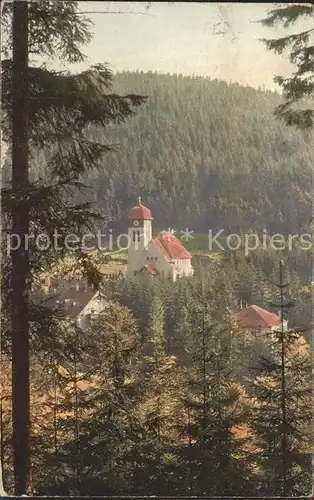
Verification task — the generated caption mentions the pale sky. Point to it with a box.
[63,1,307,91]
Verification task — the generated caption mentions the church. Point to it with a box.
[127,199,194,281]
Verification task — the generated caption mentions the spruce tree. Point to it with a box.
[1,1,145,493]
[69,303,141,495]
[131,290,182,494]
[261,4,314,129]
[250,261,313,495]
[178,303,254,495]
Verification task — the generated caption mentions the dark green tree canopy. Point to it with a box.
[261,4,314,128]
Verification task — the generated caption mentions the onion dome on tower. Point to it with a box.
[128,197,153,221]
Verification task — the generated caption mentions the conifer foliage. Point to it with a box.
[250,262,313,495]
[1,1,144,493]
[261,4,314,128]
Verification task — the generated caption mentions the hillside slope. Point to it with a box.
[34,71,314,234]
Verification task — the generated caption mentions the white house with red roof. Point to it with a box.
[127,199,194,281]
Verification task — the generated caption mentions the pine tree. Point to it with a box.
[69,303,142,495]
[1,0,11,486]
[1,1,145,492]
[178,304,254,495]
[131,291,182,494]
[250,261,313,495]
[0,316,94,495]
[261,4,314,128]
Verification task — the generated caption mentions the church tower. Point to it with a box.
[127,198,153,277]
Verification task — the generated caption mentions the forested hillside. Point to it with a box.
[5,71,311,234]
[77,72,312,233]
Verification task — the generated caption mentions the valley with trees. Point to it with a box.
[0,1,314,497]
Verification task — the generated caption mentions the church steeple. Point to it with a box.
[127,202,153,277]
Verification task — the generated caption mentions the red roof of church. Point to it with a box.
[128,204,153,220]
[236,304,279,329]
[153,237,171,259]
[154,231,192,260]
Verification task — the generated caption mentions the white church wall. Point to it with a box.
[173,258,193,277]
[127,248,146,277]
[147,240,175,279]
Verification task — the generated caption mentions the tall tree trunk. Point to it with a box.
[73,331,80,492]
[0,385,5,496]
[0,0,7,495]
[311,202,314,496]
[11,1,31,494]
[279,260,287,496]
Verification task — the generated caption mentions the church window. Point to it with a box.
[132,230,141,243]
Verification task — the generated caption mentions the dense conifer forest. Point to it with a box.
[5,70,312,234]
[61,71,313,234]
[2,261,313,496]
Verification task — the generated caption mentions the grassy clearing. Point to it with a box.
[173,231,223,258]
[99,249,128,264]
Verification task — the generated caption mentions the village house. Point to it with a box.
[235,303,288,338]
[34,282,108,332]
[55,287,108,331]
